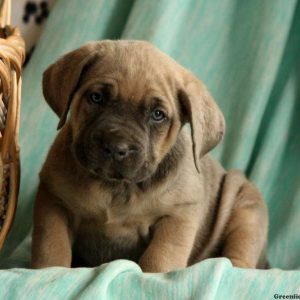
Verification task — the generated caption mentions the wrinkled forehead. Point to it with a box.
[79,42,180,102]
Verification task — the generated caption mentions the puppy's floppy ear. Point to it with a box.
[42,42,99,129]
[178,73,225,173]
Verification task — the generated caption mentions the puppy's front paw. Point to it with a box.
[139,253,186,273]
[230,258,253,269]
[139,256,165,273]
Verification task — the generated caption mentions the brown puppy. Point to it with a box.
[31,40,268,272]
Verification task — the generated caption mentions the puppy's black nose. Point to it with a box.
[103,142,130,161]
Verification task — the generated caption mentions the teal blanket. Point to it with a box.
[1,0,300,298]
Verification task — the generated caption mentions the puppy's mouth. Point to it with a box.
[94,168,131,183]
[91,162,154,185]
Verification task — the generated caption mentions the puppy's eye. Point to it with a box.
[89,92,103,104]
[150,109,166,122]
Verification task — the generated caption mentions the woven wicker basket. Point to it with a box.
[0,0,25,249]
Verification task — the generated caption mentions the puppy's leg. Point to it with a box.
[31,184,72,268]
[139,212,199,273]
[222,180,268,269]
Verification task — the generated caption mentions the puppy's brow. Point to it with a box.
[150,98,167,110]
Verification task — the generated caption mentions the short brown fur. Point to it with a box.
[32,40,268,272]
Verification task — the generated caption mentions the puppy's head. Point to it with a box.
[43,40,224,183]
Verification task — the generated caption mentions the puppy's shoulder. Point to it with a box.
[38,125,91,205]
[39,125,73,183]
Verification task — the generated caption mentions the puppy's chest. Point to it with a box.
[63,183,166,241]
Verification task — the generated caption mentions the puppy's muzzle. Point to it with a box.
[89,124,146,180]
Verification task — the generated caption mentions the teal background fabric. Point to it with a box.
[0,0,300,298]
